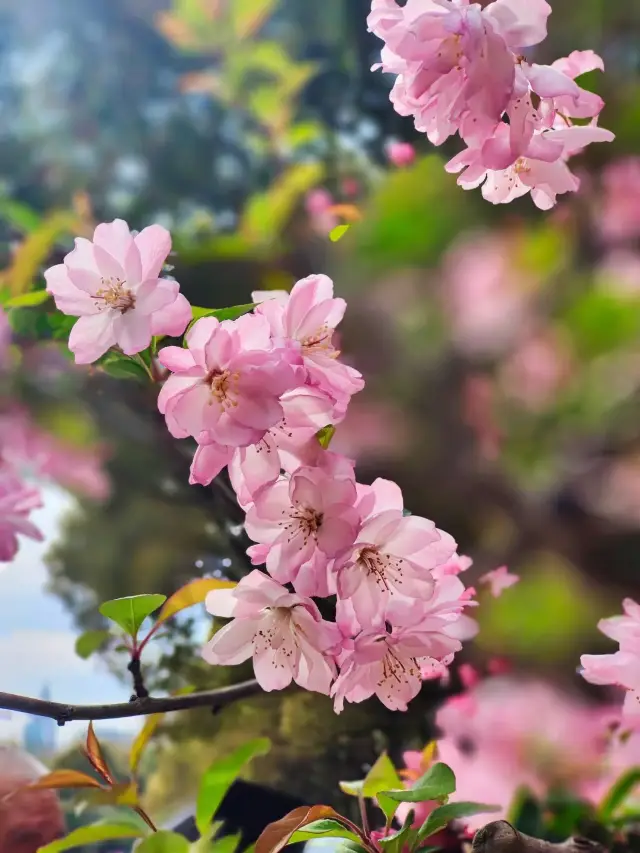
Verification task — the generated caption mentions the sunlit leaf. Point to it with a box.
[5,289,50,308]
[84,722,114,785]
[25,770,104,791]
[37,822,146,852]
[196,738,271,836]
[154,579,237,629]
[316,425,336,449]
[242,162,324,244]
[329,224,350,242]
[75,630,110,660]
[99,594,167,638]
[231,0,276,39]
[338,780,364,797]
[256,806,353,853]
[416,802,501,842]
[135,831,190,852]
[362,753,402,799]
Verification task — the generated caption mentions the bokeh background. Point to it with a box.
[1,0,640,841]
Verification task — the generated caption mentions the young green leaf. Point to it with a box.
[99,354,150,382]
[377,809,418,853]
[316,425,336,449]
[255,806,353,853]
[99,594,167,638]
[339,780,364,797]
[38,822,147,853]
[362,752,402,799]
[75,629,110,659]
[186,303,256,337]
[416,802,501,842]
[196,738,271,837]
[289,819,360,844]
[329,224,350,242]
[377,762,456,824]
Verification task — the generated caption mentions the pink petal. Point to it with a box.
[68,313,116,364]
[484,0,551,48]
[45,264,98,316]
[135,224,172,280]
[151,292,192,337]
[93,220,135,268]
[113,312,152,355]
[202,619,256,665]
[135,278,179,315]
[157,346,196,372]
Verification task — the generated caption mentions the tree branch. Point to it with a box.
[473,821,606,853]
[0,679,262,726]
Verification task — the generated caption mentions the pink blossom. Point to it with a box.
[447,123,615,209]
[157,312,298,446]
[369,0,552,148]
[335,478,457,625]
[0,469,43,562]
[245,464,360,591]
[479,565,520,597]
[305,189,339,235]
[45,220,190,364]
[0,307,11,370]
[253,275,364,410]
[386,141,416,167]
[500,331,572,411]
[331,617,462,713]
[202,570,339,694]
[581,599,640,721]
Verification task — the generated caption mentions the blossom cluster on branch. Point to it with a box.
[368,0,614,208]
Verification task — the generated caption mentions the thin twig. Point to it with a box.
[0,679,262,725]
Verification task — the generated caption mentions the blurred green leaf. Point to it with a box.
[338,780,364,797]
[136,832,190,852]
[196,738,271,837]
[329,224,350,242]
[75,630,110,659]
[377,763,456,825]
[0,196,42,233]
[566,290,640,359]
[599,768,640,823]
[5,289,50,308]
[316,425,336,449]
[99,594,167,638]
[38,822,146,852]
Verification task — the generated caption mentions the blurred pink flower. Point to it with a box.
[500,331,572,411]
[386,141,416,168]
[0,307,11,370]
[600,158,640,243]
[479,565,520,598]
[45,220,190,363]
[305,189,339,235]
[443,234,532,357]
[436,677,614,828]
[0,468,43,562]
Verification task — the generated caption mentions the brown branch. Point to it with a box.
[0,679,262,726]
[473,822,607,853]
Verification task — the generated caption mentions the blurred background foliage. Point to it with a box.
[2,0,640,824]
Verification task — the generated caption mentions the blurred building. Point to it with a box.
[22,685,56,761]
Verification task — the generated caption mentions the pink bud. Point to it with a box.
[386,141,416,168]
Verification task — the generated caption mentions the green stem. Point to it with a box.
[134,353,155,382]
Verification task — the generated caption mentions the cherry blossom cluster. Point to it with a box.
[368,0,614,208]
[156,274,478,711]
[581,598,640,724]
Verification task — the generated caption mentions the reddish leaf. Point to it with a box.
[256,806,354,853]
[83,721,114,785]
[25,770,105,791]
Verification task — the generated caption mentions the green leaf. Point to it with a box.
[0,197,42,233]
[5,289,50,308]
[289,819,360,844]
[99,594,167,638]
[75,630,110,659]
[135,832,190,852]
[329,224,350,242]
[99,353,150,382]
[196,738,271,836]
[207,832,245,853]
[38,822,146,852]
[362,753,402,799]
[316,425,336,450]
[47,313,76,340]
[377,763,456,826]
[191,303,256,323]
[416,802,501,842]
[377,810,417,853]
[599,767,640,823]
[339,780,364,797]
